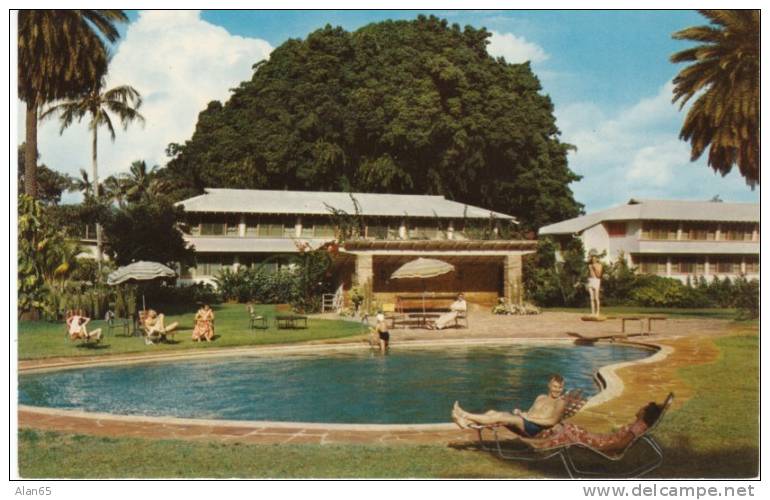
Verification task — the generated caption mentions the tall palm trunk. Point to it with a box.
[92,126,103,275]
[24,99,38,198]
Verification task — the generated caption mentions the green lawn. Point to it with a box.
[17,321,758,478]
[18,303,366,360]
[545,306,741,320]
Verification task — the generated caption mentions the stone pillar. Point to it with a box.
[447,221,454,240]
[399,219,407,239]
[354,254,374,313]
[239,215,246,237]
[503,253,523,305]
[295,216,303,238]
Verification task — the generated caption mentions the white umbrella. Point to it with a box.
[390,258,455,279]
[107,261,177,310]
[390,258,455,314]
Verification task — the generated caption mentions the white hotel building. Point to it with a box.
[175,189,537,306]
[539,199,760,282]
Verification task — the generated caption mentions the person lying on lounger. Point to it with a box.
[143,309,179,344]
[452,373,567,437]
[510,400,664,453]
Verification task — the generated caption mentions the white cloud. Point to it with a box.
[487,30,549,64]
[25,10,273,187]
[557,81,760,211]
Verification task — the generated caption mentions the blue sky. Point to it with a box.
[28,9,759,213]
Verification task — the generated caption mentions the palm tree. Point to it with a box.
[72,169,94,197]
[18,10,127,198]
[102,175,128,207]
[123,160,157,202]
[42,76,145,273]
[671,10,759,186]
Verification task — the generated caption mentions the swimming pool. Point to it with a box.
[18,343,652,424]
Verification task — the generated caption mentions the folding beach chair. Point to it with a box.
[474,393,674,478]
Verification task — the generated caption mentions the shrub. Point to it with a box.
[524,236,587,307]
[733,277,760,319]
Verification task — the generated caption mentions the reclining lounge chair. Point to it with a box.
[474,392,674,478]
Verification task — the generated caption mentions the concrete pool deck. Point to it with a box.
[17,311,726,445]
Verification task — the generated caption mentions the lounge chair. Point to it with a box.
[141,310,179,344]
[474,393,674,478]
[248,305,267,330]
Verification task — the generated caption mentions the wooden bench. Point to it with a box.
[621,316,667,334]
[275,315,308,329]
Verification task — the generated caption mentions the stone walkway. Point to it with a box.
[18,311,732,446]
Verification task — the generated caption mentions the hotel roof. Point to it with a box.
[177,188,516,221]
[539,198,760,235]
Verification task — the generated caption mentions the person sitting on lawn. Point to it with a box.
[143,309,179,344]
[452,373,567,437]
[428,293,467,330]
[66,309,102,343]
[192,304,215,342]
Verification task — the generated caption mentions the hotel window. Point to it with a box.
[245,217,259,237]
[225,218,240,237]
[257,222,286,238]
[366,218,398,240]
[638,256,667,275]
[711,257,741,274]
[721,223,755,241]
[672,256,695,274]
[641,222,678,240]
[671,256,705,274]
[200,221,226,236]
[605,222,627,237]
[313,224,336,238]
[191,255,233,276]
[745,257,760,274]
[681,223,717,241]
[408,221,441,240]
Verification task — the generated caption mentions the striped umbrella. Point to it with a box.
[107,261,177,310]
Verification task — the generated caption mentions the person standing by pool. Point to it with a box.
[587,249,604,317]
[452,374,567,437]
[375,312,390,353]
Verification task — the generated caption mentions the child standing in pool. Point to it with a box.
[375,312,390,353]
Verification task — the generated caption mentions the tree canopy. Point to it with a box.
[100,199,195,268]
[161,16,582,230]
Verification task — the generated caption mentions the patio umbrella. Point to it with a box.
[107,261,177,311]
[390,258,455,314]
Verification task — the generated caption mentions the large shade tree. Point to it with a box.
[17,10,127,198]
[42,76,145,271]
[162,16,582,230]
[671,10,760,187]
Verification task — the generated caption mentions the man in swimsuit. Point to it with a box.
[587,249,604,316]
[375,313,390,353]
[452,374,567,437]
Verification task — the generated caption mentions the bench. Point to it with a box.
[621,316,667,334]
[275,315,308,329]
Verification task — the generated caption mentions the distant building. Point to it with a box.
[539,198,760,282]
[176,189,537,306]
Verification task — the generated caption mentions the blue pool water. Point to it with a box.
[18,344,652,424]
